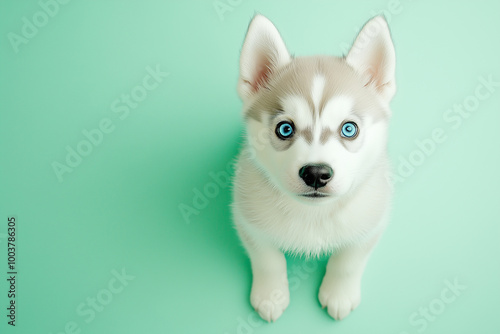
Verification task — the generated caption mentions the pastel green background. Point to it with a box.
[1,0,499,333]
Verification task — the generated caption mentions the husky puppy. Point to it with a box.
[232,15,395,322]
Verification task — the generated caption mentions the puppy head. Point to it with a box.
[238,15,396,203]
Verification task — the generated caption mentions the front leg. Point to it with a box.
[319,234,381,320]
[238,229,289,322]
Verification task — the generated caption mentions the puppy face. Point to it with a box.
[238,16,395,203]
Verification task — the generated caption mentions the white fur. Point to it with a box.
[311,75,326,143]
[238,15,291,104]
[233,15,396,322]
[320,96,353,127]
[280,95,314,130]
[311,75,326,110]
[346,16,396,102]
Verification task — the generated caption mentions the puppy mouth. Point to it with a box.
[299,191,330,198]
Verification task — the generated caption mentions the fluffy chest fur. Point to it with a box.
[232,148,391,257]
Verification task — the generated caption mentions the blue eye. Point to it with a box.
[276,121,294,140]
[341,122,358,138]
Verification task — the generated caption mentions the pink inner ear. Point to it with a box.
[361,48,392,93]
[363,67,379,88]
[251,55,272,92]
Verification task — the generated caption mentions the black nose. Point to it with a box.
[299,164,333,189]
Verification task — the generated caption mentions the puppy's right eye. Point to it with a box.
[276,121,294,140]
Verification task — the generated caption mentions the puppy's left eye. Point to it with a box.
[276,121,294,140]
[341,121,358,138]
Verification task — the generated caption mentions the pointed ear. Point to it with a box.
[238,15,291,102]
[346,16,396,102]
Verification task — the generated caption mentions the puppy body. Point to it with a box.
[232,15,395,322]
[233,147,390,257]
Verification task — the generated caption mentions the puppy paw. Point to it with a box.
[250,277,290,322]
[318,278,361,321]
